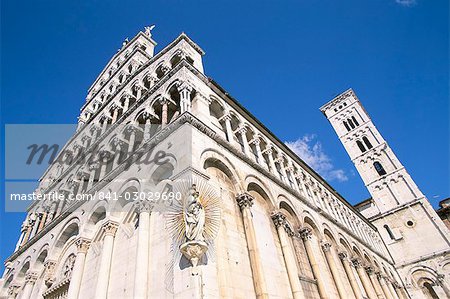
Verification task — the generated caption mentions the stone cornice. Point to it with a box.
[319,88,356,113]
[395,248,450,269]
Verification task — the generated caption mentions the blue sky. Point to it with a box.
[1,0,448,269]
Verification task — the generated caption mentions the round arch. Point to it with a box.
[201,149,243,191]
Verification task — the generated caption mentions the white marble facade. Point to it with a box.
[1,29,446,299]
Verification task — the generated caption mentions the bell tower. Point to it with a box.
[320,89,424,213]
[320,89,450,297]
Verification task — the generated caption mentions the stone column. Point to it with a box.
[143,112,152,141]
[127,125,137,153]
[67,237,91,299]
[275,155,288,183]
[160,98,169,127]
[29,213,41,239]
[366,267,385,299]
[352,258,377,299]
[321,241,348,299]
[56,190,69,216]
[236,193,268,299]
[98,151,110,180]
[264,147,277,174]
[222,114,234,143]
[20,271,38,299]
[295,172,308,196]
[37,211,48,232]
[94,221,119,299]
[395,285,410,299]
[299,227,328,299]
[46,203,55,223]
[386,279,400,299]
[100,115,110,134]
[81,136,90,149]
[15,223,28,251]
[111,104,120,124]
[133,201,153,298]
[112,141,125,169]
[271,213,304,299]
[178,82,192,113]
[338,251,363,299]
[286,165,300,192]
[87,162,99,190]
[378,274,394,299]
[123,94,131,112]
[238,127,250,155]
[134,85,143,100]
[252,138,265,164]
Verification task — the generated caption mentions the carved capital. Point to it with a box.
[250,138,261,146]
[365,266,374,275]
[271,212,286,228]
[375,271,383,280]
[338,251,348,261]
[321,241,332,252]
[299,227,313,240]
[102,221,119,237]
[25,271,38,283]
[219,114,232,122]
[100,114,111,122]
[7,284,20,296]
[177,81,193,93]
[112,136,126,148]
[146,74,157,83]
[88,162,100,171]
[99,150,112,159]
[351,258,362,268]
[158,96,169,106]
[134,200,154,213]
[236,193,254,210]
[126,124,138,134]
[110,102,121,110]
[271,212,294,236]
[75,237,91,253]
[264,148,273,155]
[237,126,247,135]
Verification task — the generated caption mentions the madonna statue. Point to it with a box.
[184,184,205,241]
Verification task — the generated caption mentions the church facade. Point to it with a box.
[1,29,448,299]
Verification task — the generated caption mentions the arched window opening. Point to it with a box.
[352,116,359,126]
[384,224,395,240]
[423,282,440,299]
[356,140,366,153]
[343,121,350,131]
[170,54,181,68]
[374,161,387,176]
[348,118,355,129]
[186,56,194,65]
[363,136,373,149]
